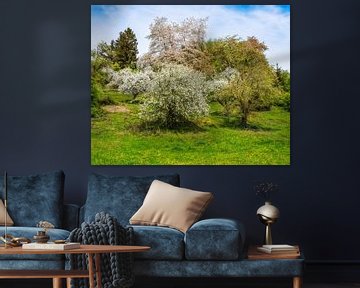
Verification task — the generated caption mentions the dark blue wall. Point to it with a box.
[1,0,359,263]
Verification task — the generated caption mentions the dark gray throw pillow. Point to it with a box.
[0,170,65,227]
[84,173,180,225]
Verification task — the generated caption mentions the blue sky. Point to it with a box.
[91,5,290,71]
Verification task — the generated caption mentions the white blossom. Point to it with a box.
[139,64,209,127]
[105,67,154,98]
[139,17,208,70]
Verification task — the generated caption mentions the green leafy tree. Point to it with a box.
[112,28,138,69]
[274,64,290,111]
[206,36,277,126]
[219,66,276,126]
[96,41,116,63]
[91,50,107,117]
[91,49,111,85]
[91,49,117,117]
[275,64,290,92]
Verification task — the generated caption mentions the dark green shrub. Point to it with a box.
[275,92,290,111]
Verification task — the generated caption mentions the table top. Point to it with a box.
[247,245,301,260]
[0,245,150,255]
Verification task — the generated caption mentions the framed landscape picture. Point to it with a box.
[91,5,290,165]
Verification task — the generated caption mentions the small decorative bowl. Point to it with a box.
[33,231,50,243]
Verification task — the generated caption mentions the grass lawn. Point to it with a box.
[91,92,290,165]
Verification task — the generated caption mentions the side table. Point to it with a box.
[0,244,150,288]
[247,245,304,288]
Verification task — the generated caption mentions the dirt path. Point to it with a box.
[103,105,130,113]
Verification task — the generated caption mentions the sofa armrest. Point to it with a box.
[63,204,80,231]
[184,218,245,260]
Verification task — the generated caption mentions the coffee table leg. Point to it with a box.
[293,276,302,288]
[88,253,95,288]
[95,253,102,288]
[66,277,72,288]
[52,278,62,288]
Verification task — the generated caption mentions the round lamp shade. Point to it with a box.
[256,201,280,223]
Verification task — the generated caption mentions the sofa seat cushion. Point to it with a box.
[0,227,70,261]
[184,218,245,260]
[84,174,180,226]
[130,225,184,260]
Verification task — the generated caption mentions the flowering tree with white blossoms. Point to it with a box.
[138,17,212,75]
[105,67,154,99]
[140,64,209,128]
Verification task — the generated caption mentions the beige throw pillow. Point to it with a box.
[0,199,14,226]
[130,180,213,233]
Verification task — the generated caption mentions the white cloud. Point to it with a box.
[91,5,290,71]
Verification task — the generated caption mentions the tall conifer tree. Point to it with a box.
[113,28,138,69]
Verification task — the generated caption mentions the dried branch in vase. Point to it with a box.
[254,182,279,202]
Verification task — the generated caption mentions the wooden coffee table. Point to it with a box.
[0,244,150,288]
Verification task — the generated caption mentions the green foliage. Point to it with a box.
[275,64,290,92]
[91,81,115,118]
[91,81,104,118]
[274,64,290,111]
[275,92,290,111]
[91,50,110,86]
[91,49,115,118]
[205,36,268,74]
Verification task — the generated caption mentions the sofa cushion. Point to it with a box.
[0,199,14,226]
[130,180,213,233]
[0,171,64,227]
[0,227,70,261]
[0,260,65,270]
[84,173,180,225]
[130,225,184,260]
[184,218,245,260]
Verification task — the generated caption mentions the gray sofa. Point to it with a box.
[0,171,303,287]
[81,173,304,282]
[0,170,78,270]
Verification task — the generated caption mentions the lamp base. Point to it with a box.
[265,223,272,245]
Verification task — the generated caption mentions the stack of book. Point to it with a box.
[248,244,300,259]
[257,244,299,254]
[22,242,80,250]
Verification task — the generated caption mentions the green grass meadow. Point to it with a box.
[91,91,290,165]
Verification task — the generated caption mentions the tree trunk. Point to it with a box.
[240,110,249,127]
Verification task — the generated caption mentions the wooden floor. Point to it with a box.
[1,279,360,288]
[306,285,360,288]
